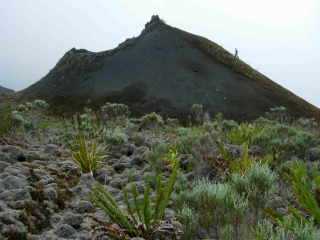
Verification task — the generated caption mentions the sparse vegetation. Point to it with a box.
[1,99,320,239]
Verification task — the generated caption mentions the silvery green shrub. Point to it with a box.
[32,99,49,110]
[191,104,204,125]
[139,112,164,129]
[11,110,32,130]
[255,218,320,240]
[104,127,128,145]
[231,163,276,223]
[78,107,96,134]
[17,104,28,112]
[178,205,198,240]
[178,178,249,239]
[101,102,129,122]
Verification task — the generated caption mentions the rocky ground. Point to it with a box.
[0,137,164,239]
[1,101,320,240]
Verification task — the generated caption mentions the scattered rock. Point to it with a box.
[307,147,320,161]
[0,161,9,173]
[94,168,110,185]
[63,212,83,229]
[113,163,127,173]
[55,223,76,238]
[0,175,28,190]
[73,200,94,214]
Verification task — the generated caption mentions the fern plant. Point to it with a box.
[90,150,180,239]
[276,161,320,224]
[71,134,106,175]
[227,123,264,146]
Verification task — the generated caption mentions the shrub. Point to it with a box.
[104,127,128,145]
[71,134,106,175]
[174,127,203,155]
[283,161,320,223]
[177,205,198,240]
[228,189,249,240]
[190,104,204,125]
[139,112,164,130]
[177,179,249,239]
[78,107,95,133]
[255,218,320,240]
[11,110,32,130]
[253,121,317,159]
[90,152,180,239]
[229,144,255,175]
[227,123,264,145]
[266,106,289,123]
[101,102,129,123]
[166,118,180,127]
[17,104,28,112]
[231,163,276,224]
[0,104,14,137]
[146,142,170,174]
[32,99,49,110]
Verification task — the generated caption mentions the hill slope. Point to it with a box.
[21,16,320,120]
[0,85,14,95]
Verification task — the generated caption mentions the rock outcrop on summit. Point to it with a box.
[21,15,319,120]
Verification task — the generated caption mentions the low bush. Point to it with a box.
[176,178,249,239]
[139,112,164,130]
[104,127,128,145]
[0,104,14,137]
[227,123,264,146]
[255,218,320,240]
[190,104,204,125]
[101,102,129,126]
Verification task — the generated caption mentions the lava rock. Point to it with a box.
[0,175,28,190]
[63,212,83,229]
[16,153,27,162]
[73,200,94,214]
[113,163,127,173]
[307,147,320,161]
[55,223,76,238]
[94,167,112,185]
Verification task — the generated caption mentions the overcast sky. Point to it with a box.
[1,0,319,106]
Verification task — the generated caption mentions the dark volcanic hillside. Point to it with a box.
[21,15,320,120]
[0,85,14,95]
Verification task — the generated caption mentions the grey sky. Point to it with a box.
[1,0,319,106]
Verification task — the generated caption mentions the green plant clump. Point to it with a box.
[139,112,164,130]
[0,104,14,137]
[90,148,180,239]
[104,127,128,145]
[71,134,106,175]
[190,104,204,125]
[101,102,129,124]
